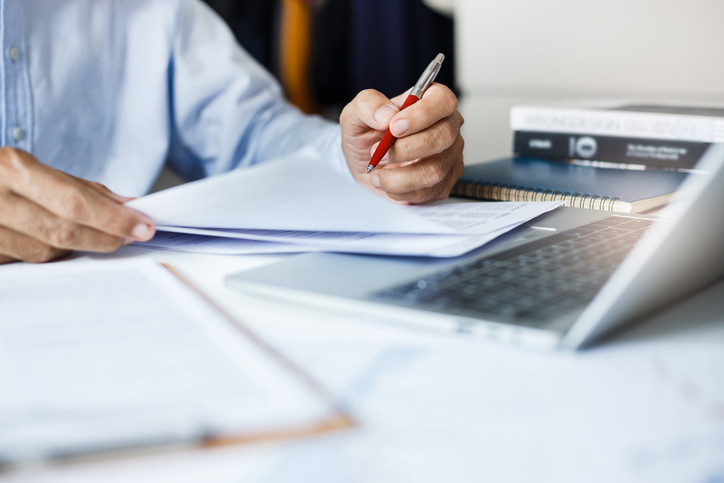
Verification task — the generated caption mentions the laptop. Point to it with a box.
[226,144,724,350]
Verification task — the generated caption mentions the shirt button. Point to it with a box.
[8,46,19,61]
[12,127,25,141]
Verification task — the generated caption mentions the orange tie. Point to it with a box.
[279,0,317,114]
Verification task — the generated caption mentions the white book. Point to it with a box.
[510,99,724,143]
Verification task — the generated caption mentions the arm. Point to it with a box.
[167,0,464,204]
[166,0,348,181]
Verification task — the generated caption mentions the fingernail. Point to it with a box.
[374,105,398,124]
[371,175,381,189]
[132,223,153,241]
[392,119,410,136]
[123,238,135,246]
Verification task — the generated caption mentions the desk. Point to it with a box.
[4,243,724,483]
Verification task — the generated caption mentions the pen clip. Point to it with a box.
[410,53,445,99]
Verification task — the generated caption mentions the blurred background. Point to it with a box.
[155,0,724,190]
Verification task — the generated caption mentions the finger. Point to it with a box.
[340,89,400,136]
[373,135,464,195]
[0,225,70,263]
[370,111,464,164]
[0,193,128,252]
[387,154,465,204]
[0,151,155,241]
[387,83,459,138]
[75,178,135,204]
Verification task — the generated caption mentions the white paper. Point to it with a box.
[128,148,562,236]
[0,260,335,463]
[136,231,318,255]
[404,201,562,233]
[145,227,513,258]
[128,149,454,235]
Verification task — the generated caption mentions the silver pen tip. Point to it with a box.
[366,165,374,174]
[434,53,445,65]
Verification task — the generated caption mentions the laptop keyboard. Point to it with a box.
[373,216,658,328]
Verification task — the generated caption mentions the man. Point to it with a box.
[0,0,464,264]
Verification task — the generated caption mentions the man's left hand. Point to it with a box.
[340,83,464,204]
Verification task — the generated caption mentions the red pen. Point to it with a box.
[367,53,445,174]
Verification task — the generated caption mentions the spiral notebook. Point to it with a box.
[451,157,690,213]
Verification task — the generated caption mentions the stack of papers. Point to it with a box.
[129,149,562,258]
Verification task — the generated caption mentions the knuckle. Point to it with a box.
[50,223,81,248]
[392,141,414,162]
[58,192,88,220]
[439,84,459,112]
[91,181,107,191]
[0,147,26,174]
[358,89,378,104]
[437,122,458,149]
[422,162,447,185]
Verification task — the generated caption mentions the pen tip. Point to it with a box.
[435,53,445,64]
[366,165,374,174]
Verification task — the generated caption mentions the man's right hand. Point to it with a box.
[0,147,155,264]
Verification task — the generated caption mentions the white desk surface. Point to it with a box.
[5,95,724,481]
[4,244,724,483]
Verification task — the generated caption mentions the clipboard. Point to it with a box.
[0,260,354,472]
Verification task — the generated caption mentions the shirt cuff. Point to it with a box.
[320,124,356,183]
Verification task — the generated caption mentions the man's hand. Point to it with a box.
[0,147,155,264]
[340,83,464,204]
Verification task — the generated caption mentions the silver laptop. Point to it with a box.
[226,144,724,350]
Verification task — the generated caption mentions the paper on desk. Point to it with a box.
[142,228,514,258]
[128,148,562,236]
[0,260,344,464]
[136,231,320,255]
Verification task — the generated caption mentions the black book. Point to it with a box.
[513,131,709,170]
[451,157,690,213]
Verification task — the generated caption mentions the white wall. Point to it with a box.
[456,0,724,162]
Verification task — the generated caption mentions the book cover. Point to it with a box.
[451,157,690,213]
[513,131,709,170]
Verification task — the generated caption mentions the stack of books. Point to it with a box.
[452,100,724,213]
[511,100,724,171]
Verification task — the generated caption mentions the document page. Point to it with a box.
[128,149,455,235]
[145,228,513,258]
[128,148,561,236]
[146,200,559,257]
[404,201,562,233]
[0,260,343,464]
[137,231,319,255]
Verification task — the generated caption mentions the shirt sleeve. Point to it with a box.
[166,0,351,181]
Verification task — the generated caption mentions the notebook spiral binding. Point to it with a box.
[451,181,622,211]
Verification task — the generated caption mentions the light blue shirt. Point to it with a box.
[0,0,348,197]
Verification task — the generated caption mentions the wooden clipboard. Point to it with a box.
[161,263,355,449]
